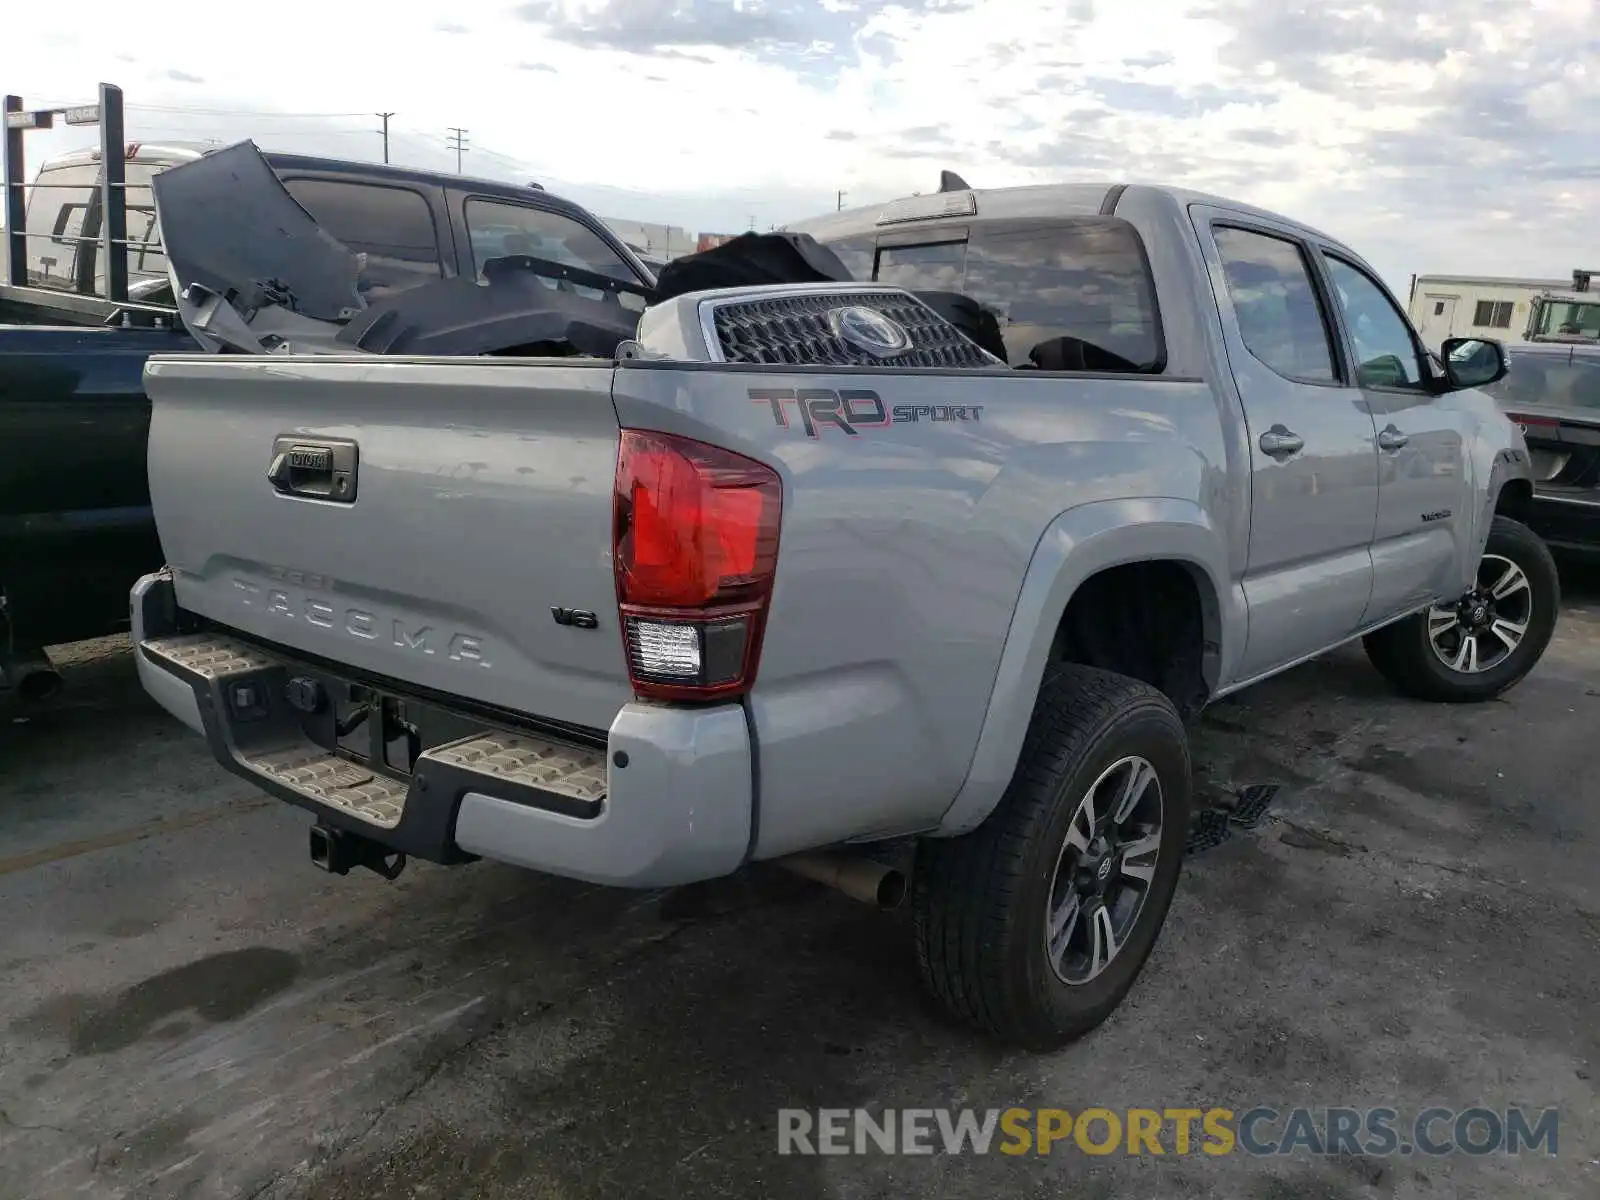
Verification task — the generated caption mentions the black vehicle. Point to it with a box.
[1,87,655,693]
[1482,341,1600,554]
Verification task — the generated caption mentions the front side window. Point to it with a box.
[1212,225,1336,383]
[1322,254,1427,390]
[283,178,443,297]
[464,199,644,308]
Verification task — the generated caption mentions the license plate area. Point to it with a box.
[294,673,484,777]
[331,685,418,775]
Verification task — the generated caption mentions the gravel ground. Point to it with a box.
[1,578,1597,1200]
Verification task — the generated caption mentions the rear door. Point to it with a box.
[1315,250,1472,622]
[1194,211,1381,679]
[143,356,634,732]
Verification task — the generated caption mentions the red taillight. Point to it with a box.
[1506,412,1559,429]
[614,429,781,701]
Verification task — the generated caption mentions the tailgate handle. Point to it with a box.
[268,436,359,502]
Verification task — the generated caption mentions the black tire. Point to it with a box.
[912,664,1191,1050]
[1363,515,1559,703]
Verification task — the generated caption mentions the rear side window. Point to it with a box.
[282,178,444,296]
[1212,226,1336,384]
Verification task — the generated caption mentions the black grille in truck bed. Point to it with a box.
[711,291,997,368]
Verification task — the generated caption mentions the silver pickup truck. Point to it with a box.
[131,180,1553,1049]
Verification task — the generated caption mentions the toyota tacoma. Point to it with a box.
[131,179,1554,1048]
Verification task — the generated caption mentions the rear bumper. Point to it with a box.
[131,570,753,888]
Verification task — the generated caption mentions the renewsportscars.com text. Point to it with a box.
[777,1106,1559,1158]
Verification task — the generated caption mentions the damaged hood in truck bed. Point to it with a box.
[151,140,643,357]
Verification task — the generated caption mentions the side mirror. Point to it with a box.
[1440,337,1508,390]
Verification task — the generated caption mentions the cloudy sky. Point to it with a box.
[14,0,1599,293]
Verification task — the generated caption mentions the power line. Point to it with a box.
[446,126,469,174]
[125,103,376,118]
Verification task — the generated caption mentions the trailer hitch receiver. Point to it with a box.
[309,824,407,880]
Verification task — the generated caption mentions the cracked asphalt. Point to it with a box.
[2,572,1597,1200]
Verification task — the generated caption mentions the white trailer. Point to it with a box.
[1408,271,1600,352]
[1408,274,1562,351]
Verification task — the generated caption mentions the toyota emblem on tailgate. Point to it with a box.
[828,306,912,357]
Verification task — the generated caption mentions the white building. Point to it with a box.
[601,217,697,262]
[1407,273,1576,352]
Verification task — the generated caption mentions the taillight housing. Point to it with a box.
[613,429,782,702]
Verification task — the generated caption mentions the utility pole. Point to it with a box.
[836,189,846,211]
[447,127,469,174]
[376,112,394,164]
[748,213,756,231]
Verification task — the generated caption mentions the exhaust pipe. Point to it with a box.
[774,851,908,910]
[1,653,63,703]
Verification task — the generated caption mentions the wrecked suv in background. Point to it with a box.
[131,176,1551,1048]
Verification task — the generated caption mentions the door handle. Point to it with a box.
[1258,425,1304,457]
[268,436,359,502]
[1377,425,1409,452]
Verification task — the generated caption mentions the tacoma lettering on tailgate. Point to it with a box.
[231,577,492,668]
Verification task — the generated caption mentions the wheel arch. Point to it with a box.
[1493,476,1533,525]
[935,498,1235,836]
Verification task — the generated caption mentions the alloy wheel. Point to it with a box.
[1427,553,1533,675]
[1044,755,1165,985]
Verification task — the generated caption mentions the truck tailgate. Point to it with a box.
[143,355,631,730]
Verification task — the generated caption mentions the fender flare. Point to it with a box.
[935,497,1236,835]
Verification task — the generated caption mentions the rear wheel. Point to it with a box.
[912,664,1191,1049]
[1363,515,1558,703]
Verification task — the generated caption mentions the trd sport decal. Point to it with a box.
[750,388,984,437]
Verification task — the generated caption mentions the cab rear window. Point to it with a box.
[826,218,1164,372]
